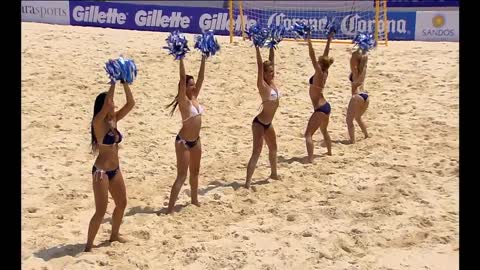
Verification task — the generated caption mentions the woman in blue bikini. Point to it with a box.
[304,32,335,162]
[85,81,135,252]
[346,48,370,144]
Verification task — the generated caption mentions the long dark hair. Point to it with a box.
[166,75,193,116]
[91,92,108,153]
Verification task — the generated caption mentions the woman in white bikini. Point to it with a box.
[166,55,206,214]
[245,47,280,189]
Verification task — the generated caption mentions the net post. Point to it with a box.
[239,0,246,41]
[229,0,234,43]
[375,0,380,45]
[383,0,388,46]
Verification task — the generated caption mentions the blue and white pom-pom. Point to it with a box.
[194,30,220,57]
[104,57,138,84]
[265,24,286,49]
[353,33,376,52]
[324,19,339,36]
[164,30,190,60]
[290,22,312,39]
[245,24,269,47]
[118,57,137,84]
[105,59,122,83]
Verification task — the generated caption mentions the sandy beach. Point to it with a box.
[22,22,459,270]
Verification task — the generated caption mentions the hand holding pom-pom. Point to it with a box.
[265,24,286,49]
[245,24,269,48]
[104,56,138,84]
[325,19,339,37]
[194,30,221,58]
[290,22,312,40]
[164,30,190,60]
[353,33,376,53]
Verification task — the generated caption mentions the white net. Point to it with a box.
[233,0,387,42]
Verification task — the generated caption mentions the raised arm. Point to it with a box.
[268,47,274,67]
[308,34,323,76]
[115,82,135,121]
[323,32,334,57]
[193,55,206,97]
[256,47,264,89]
[93,83,115,125]
[178,59,188,105]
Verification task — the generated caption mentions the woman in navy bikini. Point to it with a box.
[166,55,206,214]
[346,48,370,144]
[86,81,135,252]
[304,32,335,161]
[245,47,280,189]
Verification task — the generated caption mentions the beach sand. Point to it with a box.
[22,22,459,270]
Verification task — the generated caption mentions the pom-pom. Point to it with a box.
[118,57,137,84]
[324,18,339,36]
[164,30,190,60]
[104,59,122,83]
[353,32,376,52]
[104,57,138,84]
[194,30,221,57]
[245,23,269,47]
[265,24,286,49]
[290,22,312,39]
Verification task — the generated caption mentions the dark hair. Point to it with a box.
[166,75,194,116]
[91,92,107,153]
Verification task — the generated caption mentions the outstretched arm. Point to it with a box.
[93,83,115,125]
[178,59,188,105]
[256,47,264,89]
[323,32,334,57]
[268,47,274,67]
[115,82,135,121]
[308,34,322,76]
[193,55,206,97]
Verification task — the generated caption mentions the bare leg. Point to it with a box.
[264,125,279,179]
[318,113,331,155]
[167,142,190,214]
[108,170,127,243]
[355,99,370,138]
[304,112,322,163]
[346,97,358,144]
[189,140,202,207]
[85,173,109,252]
[245,123,265,189]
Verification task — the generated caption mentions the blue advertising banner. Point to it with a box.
[69,1,417,40]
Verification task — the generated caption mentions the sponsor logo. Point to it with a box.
[72,5,127,24]
[267,13,407,36]
[422,13,454,37]
[22,5,67,18]
[199,13,256,31]
[135,10,190,28]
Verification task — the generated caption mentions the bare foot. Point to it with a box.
[109,236,127,243]
[191,201,201,207]
[84,244,92,252]
[109,235,127,243]
[244,180,251,189]
[269,174,280,180]
[307,156,314,163]
[326,152,332,156]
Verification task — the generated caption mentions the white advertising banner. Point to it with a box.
[415,11,459,42]
[21,1,70,25]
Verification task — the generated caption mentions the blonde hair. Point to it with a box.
[318,56,334,70]
[263,60,273,71]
